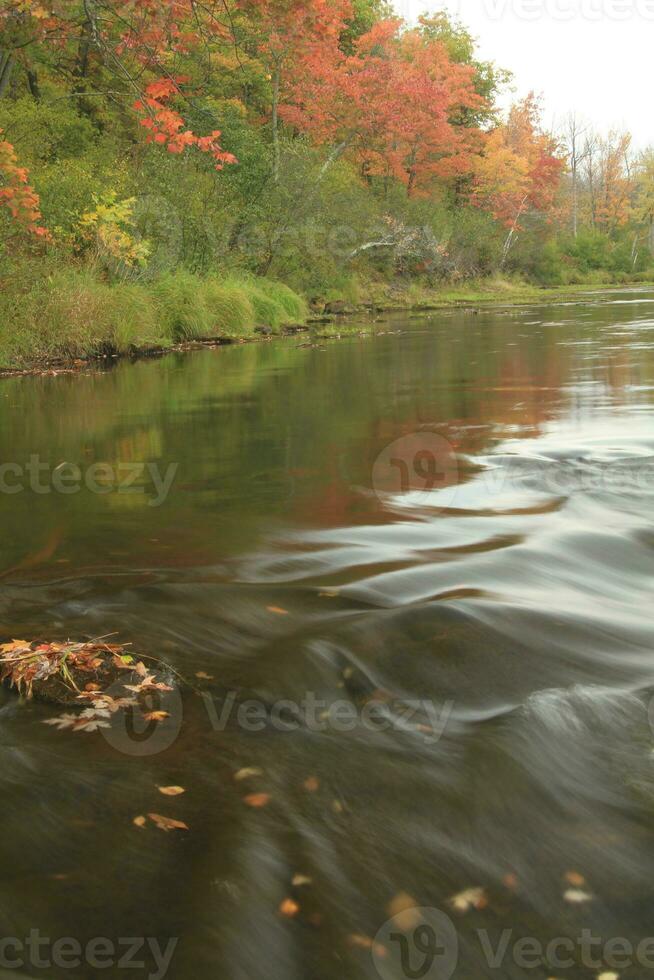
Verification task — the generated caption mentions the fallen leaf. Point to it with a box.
[564,870,586,887]
[279,898,300,918]
[148,814,189,832]
[303,776,319,792]
[563,888,593,904]
[387,892,422,931]
[157,786,185,796]
[503,873,518,891]
[332,800,344,814]
[597,973,619,980]
[133,816,147,829]
[348,934,388,958]
[144,711,170,722]
[195,671,214,680]
[448,887,487,913]
[292,874,312,887]
[243,793,270,808]
[266,606,289,615]
[234,767,263,781]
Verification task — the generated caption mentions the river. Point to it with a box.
[1,288,653,979]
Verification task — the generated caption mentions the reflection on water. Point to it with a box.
[1,289,654,978]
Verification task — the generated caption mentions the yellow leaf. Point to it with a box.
[387,892,422,931]
[234,767,263,781]
[448,887,487,913]
[157,786,185,796]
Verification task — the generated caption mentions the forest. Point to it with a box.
[2,0,654,364]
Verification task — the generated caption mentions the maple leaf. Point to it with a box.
[43,714,79,730]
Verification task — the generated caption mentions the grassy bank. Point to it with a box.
[348,275,654,312]
[0,265,307,369]
[1,264,652,372]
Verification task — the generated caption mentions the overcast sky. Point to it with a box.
[396,0,654,148]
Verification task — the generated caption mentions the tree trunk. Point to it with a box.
[316,136,353,183]
[0,52,16,99]
[271,64,280,184]
[26,66,41,100]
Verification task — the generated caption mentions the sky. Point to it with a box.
[395,0,654,148]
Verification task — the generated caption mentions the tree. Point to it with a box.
[634,149,654,254]
[561,112,590,238]
[472,94,564,266]
[282,18,485,195]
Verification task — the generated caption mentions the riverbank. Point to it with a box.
[1,266,651,375]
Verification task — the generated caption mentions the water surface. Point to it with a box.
[1,289,654,979]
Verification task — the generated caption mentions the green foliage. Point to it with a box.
[0,97,98,165]
[202,279,255,336]
[0,260,308,366]
[152,271,215,340]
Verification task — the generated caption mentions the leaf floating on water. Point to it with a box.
[266,606,289,616]
[243,793,270,808]
[332,800,344,814]
[597,973,619,980]
[195,672,214,680]
[292,874,312,887]
[279,898,300,918]
[348,934,388,958]
[564,870,586,887]
[387,892,422,930]
[563,888,593,904]
[144,711,170,722]
[157,786,185,796]
[319,590,340,598]
[502,873,518,891]
[147,813,189,832]
[234,767,263,782]
[448,887,487,913]
[303,776,319,792]
[133,816,147,829]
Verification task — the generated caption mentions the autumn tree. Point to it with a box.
[472,94,564,266]
[282,17,485,195]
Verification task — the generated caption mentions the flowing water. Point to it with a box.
[1,288,654,979]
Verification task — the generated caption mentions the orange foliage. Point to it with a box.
[0,131,49,238]
[282,18,485,194]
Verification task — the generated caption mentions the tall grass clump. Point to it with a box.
[253,279,307,323]
[202,279,255,337]
[152,271,213,341]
